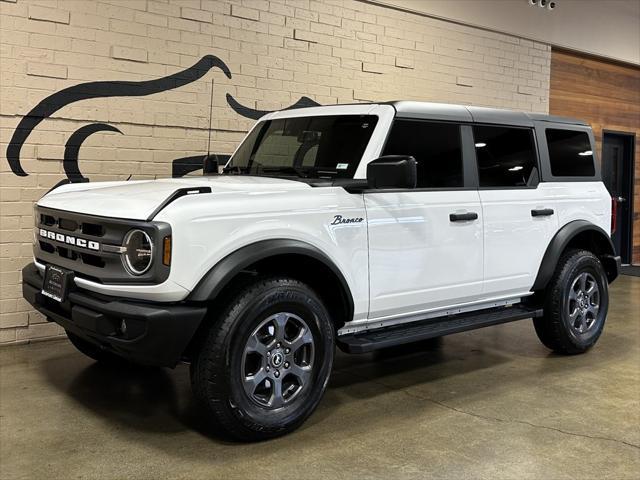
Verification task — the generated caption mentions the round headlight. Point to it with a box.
[122,229,153,275]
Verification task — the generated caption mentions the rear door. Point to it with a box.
[366,119,484,320]
[473,124,559,297]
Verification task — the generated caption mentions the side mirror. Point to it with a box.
[367,155,417,189]
[203,155,219,175]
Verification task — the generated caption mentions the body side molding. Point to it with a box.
[531,220,618,291]
[188,239,355,320]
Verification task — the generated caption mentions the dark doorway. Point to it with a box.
[602,132,635,264]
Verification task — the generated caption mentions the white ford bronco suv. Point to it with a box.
[23,102,620,440]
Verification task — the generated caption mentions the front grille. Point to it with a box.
[34,206,171,285]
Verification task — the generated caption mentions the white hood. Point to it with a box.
[38,176,311,221]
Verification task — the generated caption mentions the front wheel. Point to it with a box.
[533,249,609,354]
[190,277,335,441]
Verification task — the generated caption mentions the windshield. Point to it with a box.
[226,115,378,178]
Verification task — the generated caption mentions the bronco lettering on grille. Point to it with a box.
[39,228,100,251]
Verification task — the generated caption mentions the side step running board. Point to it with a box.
[338,305,543,354]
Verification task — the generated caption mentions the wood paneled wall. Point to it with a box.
[549,49,640,265]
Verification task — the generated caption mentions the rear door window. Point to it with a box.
[546,129,595,177]
[473,126,538,188]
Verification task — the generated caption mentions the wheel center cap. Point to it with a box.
[271,350,284,368]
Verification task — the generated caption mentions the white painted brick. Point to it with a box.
[395,57,414,69]
[15,321,64,341]
[0,328,17,344]
[28,5,70,25]
[284,38,309,51]
[319,12,341,27]
[109,18,147,36]
[202,0,232,15]
[71,12,109,31]
[231,5,259,21]
[355,11,376,24]
[295,8,319,22]
[135,11,168,27]
[294,28,340,47]
[26,62,67,79]
[110,45,148,63]
[269,1,294,17]
[456,76,475,87]
[261,11,285,26]
[517,84,538,95]
[244,0,269,12]
[0,312,28,329]
[181,7,213,23]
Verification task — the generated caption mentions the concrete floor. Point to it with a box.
[1,276,639,480]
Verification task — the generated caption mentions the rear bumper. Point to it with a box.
[22,263,207,367]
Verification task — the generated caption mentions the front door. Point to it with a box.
[602,133,634,264]
[366,119,484,320]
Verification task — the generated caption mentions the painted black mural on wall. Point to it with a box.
[5,54,320,181]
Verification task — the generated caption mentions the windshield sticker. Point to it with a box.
[336,163,349,170]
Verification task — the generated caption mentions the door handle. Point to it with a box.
[531,208,554,217]
[449,212,478,222]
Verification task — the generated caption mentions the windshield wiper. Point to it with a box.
[223,165,339,178]
[261,166,308,177]
[222,165,247,174]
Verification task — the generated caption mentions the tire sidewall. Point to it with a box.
[557,254,609,347]
[223,282,334,432]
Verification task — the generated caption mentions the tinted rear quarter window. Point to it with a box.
[473,126,538,187]
[546,129,595,177]
[382,120,463,188]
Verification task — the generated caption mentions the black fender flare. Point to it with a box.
[188,239,355,320]
[531,220,618,291]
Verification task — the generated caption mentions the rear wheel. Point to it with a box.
[533,249,609,354]
[191,277,334,441]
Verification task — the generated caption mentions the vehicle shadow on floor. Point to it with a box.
[37,337,494,439]
[39,327,633,446]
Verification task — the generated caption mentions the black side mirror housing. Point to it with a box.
[367,155,417,189]
[203,155,219,175]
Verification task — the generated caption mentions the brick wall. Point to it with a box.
[0,0,551,345]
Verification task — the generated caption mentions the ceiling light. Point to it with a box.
[475,142,486,148]
[578,150,593,156]
[509,166,523,171]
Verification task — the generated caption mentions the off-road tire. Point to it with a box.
[190,276,335,441]
[534,249,609,354]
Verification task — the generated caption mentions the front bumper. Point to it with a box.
[22,263,207,367]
